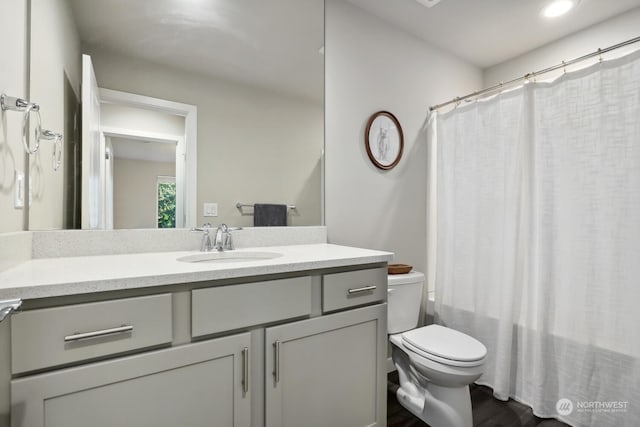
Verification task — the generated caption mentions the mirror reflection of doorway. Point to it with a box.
[156,175,176,228]
[82,53,195,230]
[106,134,180,229]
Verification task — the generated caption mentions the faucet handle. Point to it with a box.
[224,231,234,250]
[191,223,212,233]
[220,225,242,250]
[192,223,214,252]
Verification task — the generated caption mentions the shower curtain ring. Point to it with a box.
[598,48,603,63]
[21,103,42,155]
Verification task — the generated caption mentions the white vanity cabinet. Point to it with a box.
[265,304,387,427]
[5,264,388,427]
[11,333,251,427]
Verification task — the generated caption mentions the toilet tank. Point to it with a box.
[387,271,425,334]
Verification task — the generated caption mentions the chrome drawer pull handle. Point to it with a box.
[242,347,250,396]
[347,285,377,295]
[64,325,133,342]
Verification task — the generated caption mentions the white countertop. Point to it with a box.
[0,244,393,300]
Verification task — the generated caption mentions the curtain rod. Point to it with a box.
[429,35,640,112]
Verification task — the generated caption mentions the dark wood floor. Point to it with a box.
[387,372,569,427]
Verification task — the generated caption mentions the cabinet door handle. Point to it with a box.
[64,325,133,342]
[273,340,281,384]
[347,285,377,295]
[242,347,250,396]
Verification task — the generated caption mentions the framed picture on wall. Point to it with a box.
[365,111,404,170]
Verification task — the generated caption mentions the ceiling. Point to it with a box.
[69,0,324,103]
[345,0,640,68]
[67,0,640,96]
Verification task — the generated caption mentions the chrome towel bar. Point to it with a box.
[236,203,296,210]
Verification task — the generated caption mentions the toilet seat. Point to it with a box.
[401,325,486,368]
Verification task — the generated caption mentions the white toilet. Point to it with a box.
[388,271,487,427]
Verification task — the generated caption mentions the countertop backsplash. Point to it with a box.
[0,226,328,266]
[0,232,32,273]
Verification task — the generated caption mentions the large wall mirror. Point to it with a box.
[26,0,324,230]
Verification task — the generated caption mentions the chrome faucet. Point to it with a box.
[192,223,240,252]
[191,223,214,252]
[213,223,233,251]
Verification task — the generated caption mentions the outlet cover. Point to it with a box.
[203,203,218,217]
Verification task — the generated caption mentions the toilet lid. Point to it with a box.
[401,325,486,363]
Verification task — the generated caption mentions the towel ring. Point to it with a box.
[3,93,63,165]
[53,136,62,171]
[40,129,62,171]
[21,103,42,155]
[40,129,63,171]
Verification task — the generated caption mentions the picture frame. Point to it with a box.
[364,111,404,170]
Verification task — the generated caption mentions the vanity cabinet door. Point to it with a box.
[11,332,251,427]
[265,304,387,427]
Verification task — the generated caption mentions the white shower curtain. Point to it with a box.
[434,50,640,426]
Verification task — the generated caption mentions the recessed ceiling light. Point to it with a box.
[415,0,443,8]
[542,0,577,18]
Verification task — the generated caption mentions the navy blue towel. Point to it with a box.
[253,204,287,226]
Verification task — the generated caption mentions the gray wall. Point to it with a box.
[113,158,175,229]
[28,0,81,230]
[0,0,28,233]
[325,0,483,294]
[0,2,27,420]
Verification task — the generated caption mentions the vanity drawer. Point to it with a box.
[192,277,312,337]
[323,267,387,313]
[11,294,172,374]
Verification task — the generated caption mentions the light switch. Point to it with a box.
[203,202,218,217]
[15,173,33,208]
[14,172,24,209]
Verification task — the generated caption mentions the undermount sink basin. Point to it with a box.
[177,251,282,264]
